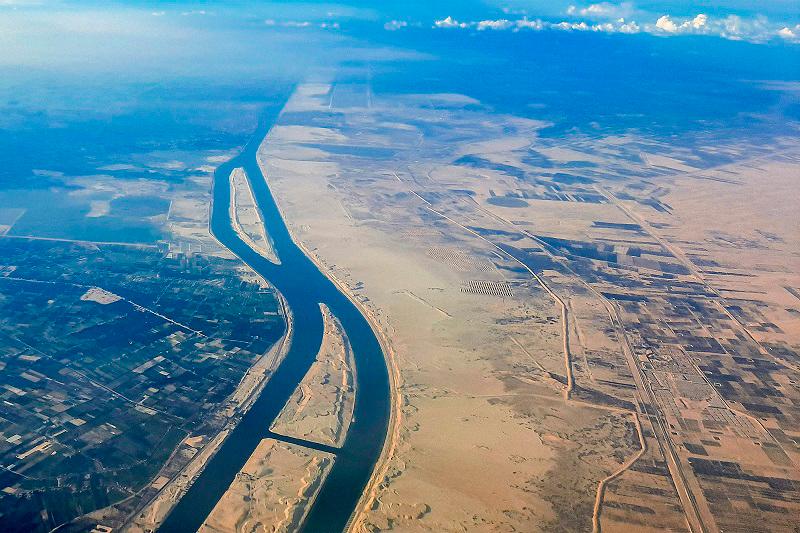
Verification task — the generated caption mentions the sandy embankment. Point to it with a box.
[254,148,403,532]
[290,240,402,533]
[230,166,281,264]
[271,303,356,447]
[199,438,335,533]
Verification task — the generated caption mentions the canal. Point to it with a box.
[158,106,390,533]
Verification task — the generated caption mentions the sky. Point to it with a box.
[0,1,796,80]
[1,0,799,71]
[0,0,797,186]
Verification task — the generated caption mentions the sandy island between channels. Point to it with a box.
[230,166,281,264]
[127,132,400,532]
[199,438,335,533]
[270,302,356,448]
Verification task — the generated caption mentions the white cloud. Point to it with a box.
[691,14,708,29]
[724,16,742,33]
[477,19,513,31]
[426,12,798,44]
[655,15,678,32]
[567,2,634,20]
[434,16,469,29]
[552,21,590,31]
[585,4,612,15]
[515,18,544,30]
[618,19,640,34]
[778,24,800,41]
[655,14,709,34]
[648,13,778,42]
[592,22,615,32]
[264,19,339,30]
[586,3,608,16]
[384,20,407,31]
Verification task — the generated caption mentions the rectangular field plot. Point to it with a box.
[0,238,285,531]
[461,280,513,297]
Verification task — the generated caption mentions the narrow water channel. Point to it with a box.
[158,108,390,533]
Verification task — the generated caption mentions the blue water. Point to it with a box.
[158,109,391,532]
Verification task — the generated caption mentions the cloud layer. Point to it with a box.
[420,5,799,44]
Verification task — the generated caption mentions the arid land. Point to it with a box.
[271,303,355,447]
[255,82,800,532]
[199,438,335,533]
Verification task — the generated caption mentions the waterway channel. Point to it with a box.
[158,108,391,533]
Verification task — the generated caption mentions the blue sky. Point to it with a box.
[0,0,796,89]
[0,0,797,226]
[0,1,797,150]
[2,1,798,43]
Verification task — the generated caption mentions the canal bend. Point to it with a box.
[158,110,391,533]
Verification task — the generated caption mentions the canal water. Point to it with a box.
[158,107,390,533]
